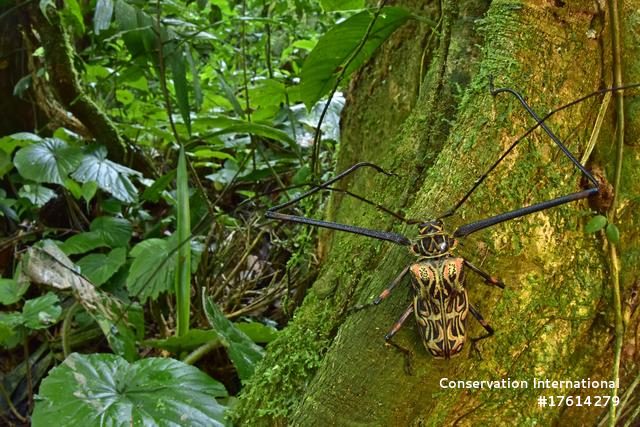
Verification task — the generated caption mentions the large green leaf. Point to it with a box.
[18,184,56,207]
[127,236,202,302]
[63,0,85,34]
[71,146,140,203]
[0,278,30,305]
[13,138,83,184]
[32,353,227,427]
[204,297,263,381]
[93,0,114,34]
[59,216,132,256]
[77,247,127,286]
[299,7,412,109]
[59,231,109,256]
[21,292,61,330]
[585,215,607,233]
[114,0,156,57]
[208,120,297,150]
[90,216,133,248]
[0,312,25,348]
[320,0,364,11]
[236,321,279,344]
[168,45,191,134]
[0,132,42,156]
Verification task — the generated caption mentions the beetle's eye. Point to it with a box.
[439,241,448,251]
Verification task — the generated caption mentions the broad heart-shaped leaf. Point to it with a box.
[71,145,140,203]
[13,138,83,184]
[31,353,228,427]
[77,247,127,286]
[204,297,263,382]
[127,236,202,302]
[299,7,412,109]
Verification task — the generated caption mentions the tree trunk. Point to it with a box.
[235,0,640,425]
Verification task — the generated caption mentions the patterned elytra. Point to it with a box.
[410,257,469,359]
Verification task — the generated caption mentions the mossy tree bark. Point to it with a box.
[235,1,640,425]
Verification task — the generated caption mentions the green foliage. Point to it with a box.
[71,145,140,203]
[32,353,228,426]
[59,216,132,255]
[236,321,279,344]
[77,247,127,286]
[21,293,61,329]
[204,297,264,381]
[13,137,83,184]
[175,146,191,336]
[585,214,607,232]
[0,292,61,348]
[585,214,621,244]
[605,223,620,244]
[299,7,412,109]
[320,0,365,11]
[0,278,29,305]
[127,235,202,302]
[1,0,413,421]
[18,184,56,207]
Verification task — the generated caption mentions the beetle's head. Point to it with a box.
[411,220,456,257]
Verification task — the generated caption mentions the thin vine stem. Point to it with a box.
[607,0,624,425]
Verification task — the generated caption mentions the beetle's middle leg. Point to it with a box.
[384,303,415,375]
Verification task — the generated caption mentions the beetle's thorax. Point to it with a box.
[410,219,457,258]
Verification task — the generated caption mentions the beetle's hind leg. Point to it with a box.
[383,303,415,375]
[467,303,495,359]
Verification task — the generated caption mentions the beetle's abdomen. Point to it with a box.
[410,257,469,359]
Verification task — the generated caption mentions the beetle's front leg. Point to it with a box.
[464,260,505,289]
